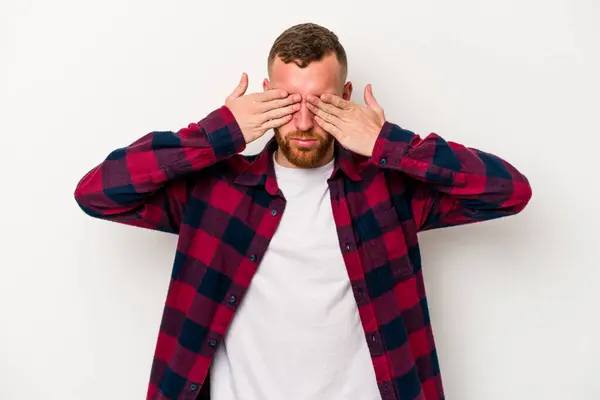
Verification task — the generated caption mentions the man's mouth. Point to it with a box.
[291,138,317,146]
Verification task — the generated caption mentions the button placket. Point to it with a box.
[379,381,397,400]
[367,331,384,356]
[381,381,391,394]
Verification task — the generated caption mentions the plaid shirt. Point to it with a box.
[74,106,532,400]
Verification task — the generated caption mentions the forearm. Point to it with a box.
[74,106,245,230]
[372,121,532,224]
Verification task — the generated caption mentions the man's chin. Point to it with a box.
[285,150,321,167]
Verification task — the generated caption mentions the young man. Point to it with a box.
[75,23,532,400]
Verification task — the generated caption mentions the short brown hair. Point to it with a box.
[267,23,348,82]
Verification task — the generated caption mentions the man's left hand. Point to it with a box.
[307,84,385,157]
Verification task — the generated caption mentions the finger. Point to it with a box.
[261,114,293,130]
[306,102,341,127]
[364,84,382,111]
[228,72,248,99]
[306,95,344,117]
[259,93,302,112]
[320,94,352,110]
[261,102,300,122]
[255,89,289,103]
[314,115,342,138]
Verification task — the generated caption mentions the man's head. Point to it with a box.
[263,23,352,168]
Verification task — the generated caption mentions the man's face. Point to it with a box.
[263,54,352,168]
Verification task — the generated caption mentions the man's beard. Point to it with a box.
[274,128,334,168]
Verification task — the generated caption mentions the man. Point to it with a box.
[75,22,532,400]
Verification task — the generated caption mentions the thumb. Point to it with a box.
[364,84,381,110]
[229,72,248,99]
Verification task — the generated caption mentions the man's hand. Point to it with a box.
[306,84,385,157]
[226,73,301,144]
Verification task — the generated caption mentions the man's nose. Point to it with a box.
[293,100,315,132]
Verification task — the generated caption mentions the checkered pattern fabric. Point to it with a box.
[75,105,532,400]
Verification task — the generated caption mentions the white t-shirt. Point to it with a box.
[210,153,382,400]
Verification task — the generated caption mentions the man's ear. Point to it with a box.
[342,81,353,101]
[263,78,271,92]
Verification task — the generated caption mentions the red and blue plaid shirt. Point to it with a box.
[74,105,532,400]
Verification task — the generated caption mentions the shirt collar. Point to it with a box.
[234,136,364,195]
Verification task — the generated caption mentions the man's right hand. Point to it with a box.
[225,73,301,144]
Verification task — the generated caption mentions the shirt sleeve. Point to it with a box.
[74,106,245,234]
[371,121,532,231]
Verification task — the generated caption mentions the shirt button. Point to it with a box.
[228,295,237,304]
[189,384,198,392]
[344,243,351,252]
[209,339,218,347]
[249,254,257,262]
[270,208,278,216]
[379,157,387,167]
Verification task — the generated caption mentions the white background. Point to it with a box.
[1,0,599,399]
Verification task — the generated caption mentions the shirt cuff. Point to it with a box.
[202,105,247,161]
[370,121,415,169]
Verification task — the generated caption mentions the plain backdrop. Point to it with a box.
[1,0,599,399]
